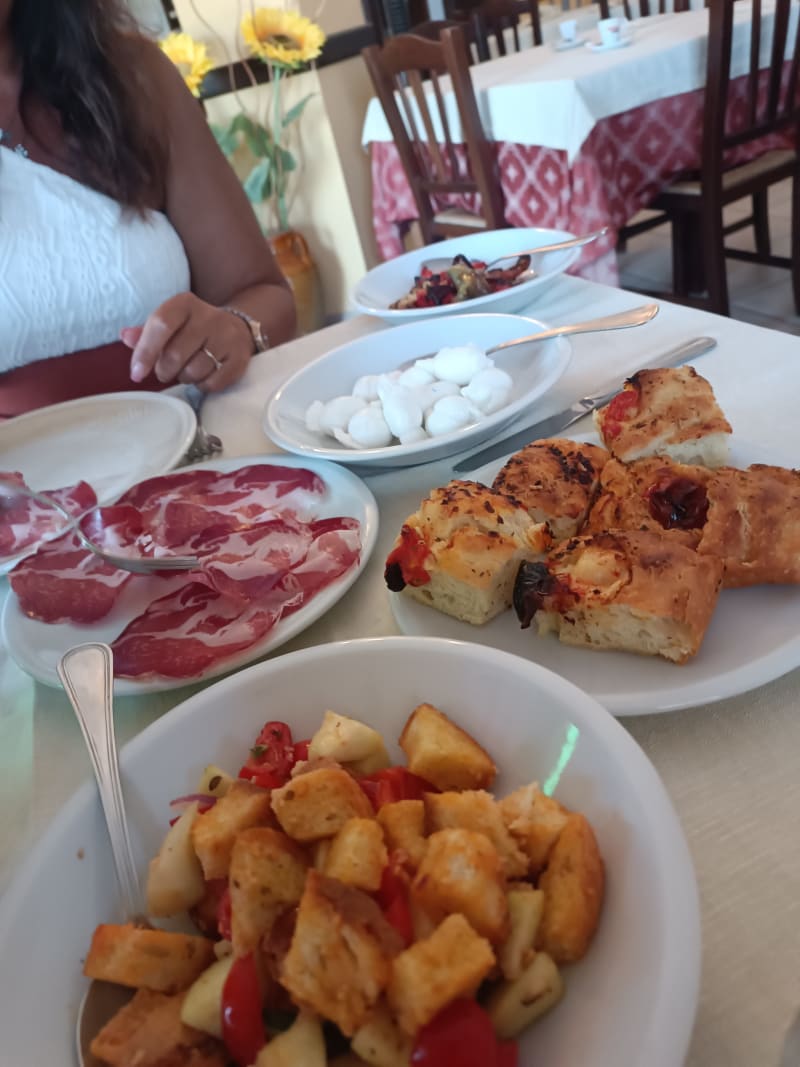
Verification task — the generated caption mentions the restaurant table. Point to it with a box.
[2,276,800,1066]
[362,1,797,281]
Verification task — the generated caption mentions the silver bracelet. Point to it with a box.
[222,306,269,355]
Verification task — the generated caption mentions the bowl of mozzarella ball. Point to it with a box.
[264,313,573,469]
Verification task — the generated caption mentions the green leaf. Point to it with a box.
[282,93,315,127]
[243,158,272,203]
[210,122,239,157]
[276,146,297,172]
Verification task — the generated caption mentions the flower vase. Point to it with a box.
[268,230,325,337]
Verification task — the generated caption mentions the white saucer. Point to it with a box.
[586,35,633,52]
[553,36,586,51]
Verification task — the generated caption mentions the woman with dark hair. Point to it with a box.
[0,0,296,416]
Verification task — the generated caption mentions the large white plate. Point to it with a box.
[2,455,379,695]
[265,313,571,469]
[351,227,582,323]
[0,637,700,1067]
[0,392,197,574]
[391,438,800,715]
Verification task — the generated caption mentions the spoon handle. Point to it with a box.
[487,303,659,355]
[499,226,609,263]
[58,643,141,921]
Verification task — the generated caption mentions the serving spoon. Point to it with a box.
[420,226,609,275]
[59,643,141,1067]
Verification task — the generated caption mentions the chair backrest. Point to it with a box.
[628,0,691,16]
[702,0,800,189]
[407,18,481,63]
[562,0,611,16]
[468,0,544,60]
[361,26,505,240]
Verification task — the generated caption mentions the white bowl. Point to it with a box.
[351,227,581,323]
[265,313,571,469]
[0,637,700,1066]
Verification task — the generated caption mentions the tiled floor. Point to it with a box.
[617,177,800,336]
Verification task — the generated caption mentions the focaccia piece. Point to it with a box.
[513,529,723,664]
[593,366,732,467]
[492,438,610,539]
[697,464,800,586]
[586,456,714,546]
[384,480,551,626]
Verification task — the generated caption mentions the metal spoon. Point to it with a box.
[420,226,609,275]
[58,643,141,1067]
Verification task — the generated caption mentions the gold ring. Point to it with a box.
[202,346,223,372]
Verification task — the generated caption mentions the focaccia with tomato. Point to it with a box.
[492,438,610,540]
[513,529,723,663]
[593,366,732,467]
[585,456,715,546]
[383,480,551,625]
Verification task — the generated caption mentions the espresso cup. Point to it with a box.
[558,18,578,43]
[597,16,630,47]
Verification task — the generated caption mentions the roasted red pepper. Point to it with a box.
[384,524,432,592]
[220,953,266,1066]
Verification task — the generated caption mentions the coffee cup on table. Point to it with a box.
[558,18,578,43]
[597,16,630,46]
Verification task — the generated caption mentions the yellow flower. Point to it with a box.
[241,8,326,68]
[159,32,214,97]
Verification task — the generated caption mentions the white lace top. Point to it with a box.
[0,146,191,372]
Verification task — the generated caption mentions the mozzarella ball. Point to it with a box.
[352,374,382,401]
[305,400,325,433]
[430,343,491,386]
[399,426,429,445]
[425,395,482,437]
[380,384,423,438]
[348,406,393,448]
[319,395,367,434]
[461,367,514,414]
[332,427,358,449]
[397,365,435,389]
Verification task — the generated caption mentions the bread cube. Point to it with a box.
[89,988,226,1067]
[351,1001,413,1067]
[387,914,495,1035]
[537,813,605,963]
[411,828,508,943]
[398,703,495,792]
[271,767,373,842]
[229,827,309,955]
[281,870,403,1036]
[376,799,427,870]
[499,784,570,872]
[425,791,527,878]
[191,779,275,880]
[83,923,215,993]
[323,818,388,892]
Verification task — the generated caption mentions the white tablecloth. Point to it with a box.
[2,277,800,1066]
[361,1,792,162]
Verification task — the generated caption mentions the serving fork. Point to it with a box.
[0,480,199,574]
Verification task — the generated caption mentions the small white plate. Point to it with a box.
[0,392,196,573]
[553,35,586,50]
[390,437,800,715]
[586,35,633,51]
[2,455,379,694]
[351,227,582,323]
[265,313,571,470]
[0,637,700,1067]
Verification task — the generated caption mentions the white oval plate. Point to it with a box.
[0,637,700,1067]
[351,227,582,323]
[0,392,197,574]
[391,437,800,715]
[2,455,379,694]
[265,314,571,470]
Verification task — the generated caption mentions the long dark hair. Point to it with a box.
[10,0,167,209]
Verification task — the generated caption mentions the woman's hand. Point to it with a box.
[122,292,254,391]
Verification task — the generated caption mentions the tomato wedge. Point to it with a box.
[377,856,414,947]
[239,720,296,788]
[221,953,266,1066]
[359,766,437,812]
[411,999,515,1067]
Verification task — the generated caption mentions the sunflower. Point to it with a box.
[240,8,326,69]
[159,32,214,97]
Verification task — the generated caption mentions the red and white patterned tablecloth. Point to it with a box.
[368,78,793,284]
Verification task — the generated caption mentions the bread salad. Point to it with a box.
[83,704,604,1067]
[390,255,532,310]
[385,366,800,663]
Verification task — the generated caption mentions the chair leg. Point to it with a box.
[792,176,800,315]
[752,190,771,258]
[671,216,693,297]
[703,206,729,317]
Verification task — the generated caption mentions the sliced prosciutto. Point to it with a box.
[111,518,362,680]
[0,472,97,561]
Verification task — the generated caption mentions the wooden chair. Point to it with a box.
[647,0,800,315]
[407,19,482,63]
[362,26,506,245]
[467,0,544,60]
[623,0,691,17]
